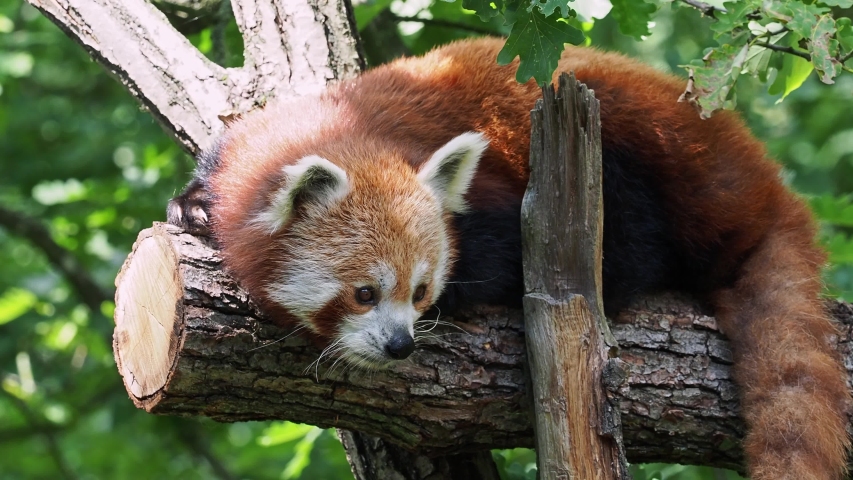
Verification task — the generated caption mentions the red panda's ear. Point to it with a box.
[253,155,350,233]
[417,132,488,213]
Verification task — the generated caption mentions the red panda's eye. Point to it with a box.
[356,287,375,304]
[413,285,427,303]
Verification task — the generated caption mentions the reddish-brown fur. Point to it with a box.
[207,38,850,478]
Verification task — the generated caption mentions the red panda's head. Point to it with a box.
[217,132,488,368]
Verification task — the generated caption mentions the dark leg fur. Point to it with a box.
[439,146,685,316]
[435,205,525,312]
[166,142,222,236]
[167,178,213,236]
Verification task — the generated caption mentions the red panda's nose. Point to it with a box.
[385,330,415,360]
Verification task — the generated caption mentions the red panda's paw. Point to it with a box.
[167,178,212,236]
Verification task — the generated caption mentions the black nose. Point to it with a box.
[385,330,415,360]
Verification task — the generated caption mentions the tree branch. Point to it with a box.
[110,223,853,474]
[25,0,232,155]
[754,40,811,61]
[678,0,724,18]
[24,0,365,155]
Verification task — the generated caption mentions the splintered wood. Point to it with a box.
[521,73,629,480]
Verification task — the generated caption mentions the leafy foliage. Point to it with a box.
[675,0,853,117]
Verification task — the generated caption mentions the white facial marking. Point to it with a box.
[252,155,350,234]
[431,225,452,304]
[266,260,340,331]
[338,301,419,365]
[411,259,430,293]
[370,262,397,294]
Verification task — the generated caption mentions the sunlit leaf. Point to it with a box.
[258,422,315,447]
[0,15,13,34]
[0,288,37,325]
[768,53,814,101]
[32,178,87,205]
[0,52,33,78]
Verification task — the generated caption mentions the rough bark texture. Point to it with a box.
[521,75,628,479]
[25,0,363,155]
[113,222,853,474]
[338,430,501,480]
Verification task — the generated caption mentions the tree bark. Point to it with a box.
[338,431,501,480]
[522,75,628,479]
[25,0,363,155]
[112,222,853,474]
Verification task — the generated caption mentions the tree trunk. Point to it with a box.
[522,75,628,479]
[112,221,853,474]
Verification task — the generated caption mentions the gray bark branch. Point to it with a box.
[111,223,853,475]
[25,0,363,156]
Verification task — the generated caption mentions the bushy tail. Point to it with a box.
[714,225,850,479]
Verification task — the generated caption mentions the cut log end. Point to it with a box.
[114,225,183,405]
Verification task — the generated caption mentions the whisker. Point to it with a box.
[444,274,501,285]
[305,334,350,379]
[248,325,307,352]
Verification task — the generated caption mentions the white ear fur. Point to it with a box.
[254,155,349,233]
[417,132,488,213]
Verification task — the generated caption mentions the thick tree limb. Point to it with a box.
[26,0,231,154]
[112,222,853,474]
[338,430,501,480]
[25,0,363,155]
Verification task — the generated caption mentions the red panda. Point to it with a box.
[167,38,850,479]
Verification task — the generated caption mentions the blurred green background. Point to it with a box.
[2,0,851,478]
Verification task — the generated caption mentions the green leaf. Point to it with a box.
[497,8,585,85]
[462,0,503,21]
[768,1,829,38]
[609,0,656,39]
[837,17,853,52]
[818,0,853,7]
[0,288,37,325]
[710,1,757,35]
[681,43,750,118]
[809,14,839,84]
[258,422,316,447]
[528,0,572,18]
[768,53,813,101]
